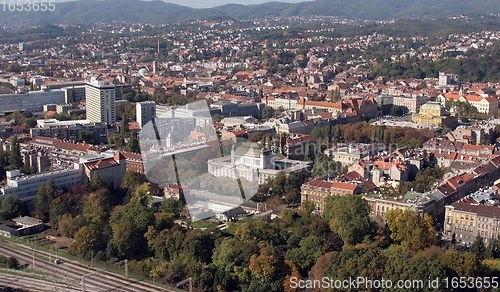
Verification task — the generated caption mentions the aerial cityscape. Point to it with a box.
[2,0,500,291]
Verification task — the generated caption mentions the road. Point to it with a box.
[0,239,179,292]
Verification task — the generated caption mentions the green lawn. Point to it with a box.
[189,220,219,229]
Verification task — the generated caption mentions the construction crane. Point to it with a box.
[175,277,192,292]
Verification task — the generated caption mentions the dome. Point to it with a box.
[138,68,148,77]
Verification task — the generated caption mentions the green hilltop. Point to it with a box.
[1,0,500,25]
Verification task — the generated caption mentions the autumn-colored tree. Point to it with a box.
[57,214,79,238]
[249,245,278,283]
[283,260,301,292]
[69,226,99,255]
[439,250,479,277]
[309,251,336,283]
[82,192,107,228]
[385,209,436,252]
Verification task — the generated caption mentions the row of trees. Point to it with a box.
[308,122,437,152]
[0,136,36,178]
[14,165,498,292]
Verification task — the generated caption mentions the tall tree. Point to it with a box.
[120,114,129,135]
[470,235,487,262]
[90,172,105,190]
[332,126,342,143]
[8,136,23,170]
[69,226,99,256]
[324,196,375,246]
[262,107,275,120]
[127,132,141,153]
[385,209,436,252]
[83,192,107,228]
[35,180,55,221]
[0,146,6,168]
[0,196,22,220]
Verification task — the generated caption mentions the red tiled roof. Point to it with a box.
[84,157,119,170]
[128,121,141,131]
[331,181,358,191]
[447,173,474,189]
[31,136,96,152]
[114,152,125,161]
[451,199,500,218]
[304,180,333,189]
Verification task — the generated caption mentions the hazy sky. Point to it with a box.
[55,0,308,9]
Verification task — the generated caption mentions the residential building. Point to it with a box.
[0,164,83,199]
[62,86,86,103]
[85,76,116,125]
[0,89,65,113]
[437,93,498,117]
[81,152,127,187]
[136,101,156,129]
[391,95,430,113]
[363,190,443,220]
[324,143,386,166]
[438,72,459,86]
[30,119,107,144]
[285,134,317,160]
[444,197,500,245]
[300,179,361,213]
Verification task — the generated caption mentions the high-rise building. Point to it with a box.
[136,101,156,129]
[438,72,459,86]
[85,76,116,125]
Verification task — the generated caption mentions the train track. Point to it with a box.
[0,241,178,292]
[0,273,81,291]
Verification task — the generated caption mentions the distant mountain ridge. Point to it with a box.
[1,0,499,26]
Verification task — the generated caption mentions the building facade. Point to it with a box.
[82,152,127,187]
[1,164,83,199]
[444,199,500,245]
[0,89,65,113]
[411,101,457,128]
[208,142,311,184]
[30,119,107,144]
[136,101,157,129]
[300,179,361,213]
[85,77,116,125]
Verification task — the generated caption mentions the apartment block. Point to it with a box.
[85,76,116,125]
[136,101,156,129]
[0,164,83,199]
[444,196,500,245]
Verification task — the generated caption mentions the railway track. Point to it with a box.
[0,241,177,292]
[0,273,80,292]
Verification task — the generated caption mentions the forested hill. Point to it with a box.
[1,0,500,26]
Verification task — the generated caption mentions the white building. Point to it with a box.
[136,101,156,129]
[10,76,25,87]
[207,142,312,184]
[30,119,107,143]
[62,86,85,103]
[30,76,43,87]
[0,89,64,113]
[438,72,459,86]
[1,164,83,199]
[85,76,116,125]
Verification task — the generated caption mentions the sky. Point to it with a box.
[53,0,308,9]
